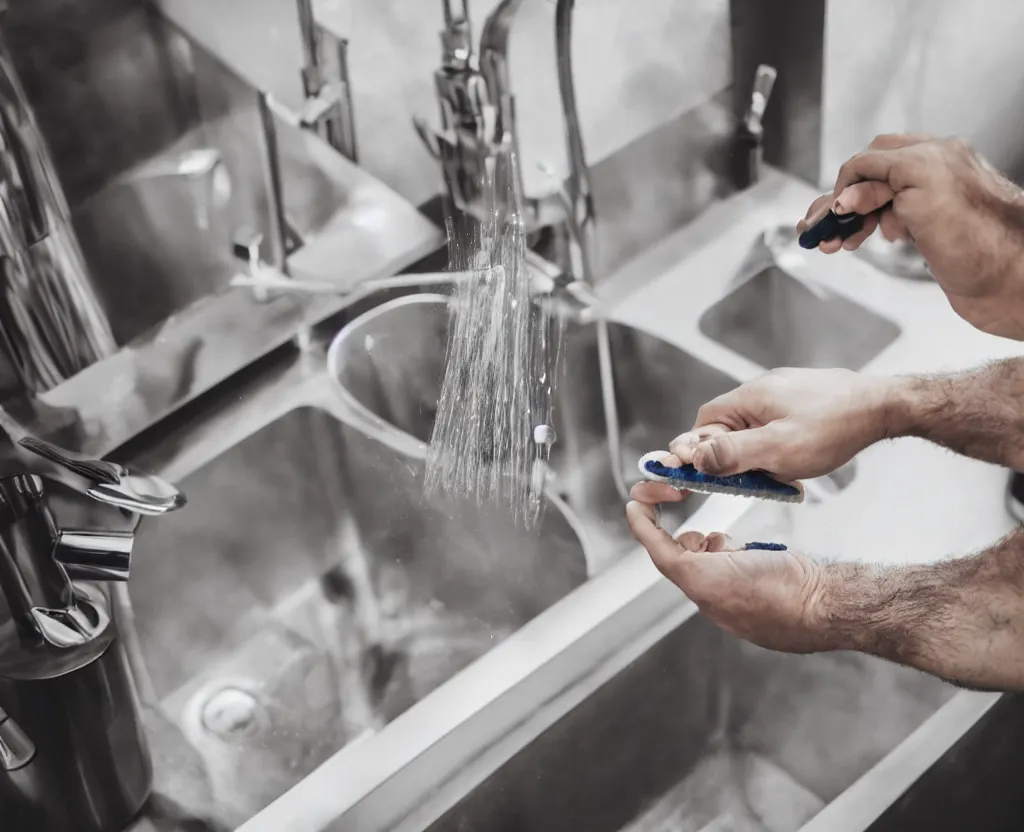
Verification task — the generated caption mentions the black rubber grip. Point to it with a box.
[798,210,867,249]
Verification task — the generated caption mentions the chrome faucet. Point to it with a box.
[0,22,117,395]
[228,228,562,300]
[0,416,185,831]
[294,0,358,162]
[416,0,595,285]
[415,0,530,225]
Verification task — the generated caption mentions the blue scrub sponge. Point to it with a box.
[637,451,803,504]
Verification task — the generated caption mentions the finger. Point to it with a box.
[867,132,934,150]
[878,205,908,241]
[626,500,685,576]
[694,394,750,432]
[631,480,687,504]
[834,181,895,216]
[841,212,879,251]
[670,425,730,463]
[704,532,737,552]
[817,236,845,255]
[692,423,787,477]
[675,530,708,551]
[833,147,921,198]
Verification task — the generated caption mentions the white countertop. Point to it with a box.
[599,167,1024,566]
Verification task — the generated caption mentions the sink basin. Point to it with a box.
[328,294,739,574]
[126,405,587,827]
[426,613,955,832]
[68,10,351,346]
[699,265,901,370]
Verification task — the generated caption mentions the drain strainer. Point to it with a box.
[199,686,267,741]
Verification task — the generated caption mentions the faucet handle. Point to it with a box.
[232,228,264,272]
[17,436,124,486]
[11,434,185,517]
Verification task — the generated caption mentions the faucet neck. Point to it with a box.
[419,0,597,287]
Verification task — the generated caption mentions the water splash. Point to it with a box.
[425,149,563,528]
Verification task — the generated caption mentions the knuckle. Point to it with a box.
[868,132,899,149]
[694,402,714,425]
[948,136,971,154]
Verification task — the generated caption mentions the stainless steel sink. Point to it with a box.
[699,265,902,370]
[123,403,587,828]
[68,13,351,346]
[328,294,739,574]
[425,613,955,832]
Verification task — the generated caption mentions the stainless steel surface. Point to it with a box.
[256,90,291,276]
[426,614,955,832]
[295,0,357,161]
[0,424,184,673]
[699,263,902,370]
[414,2,506,222]
[20,76,442,462]
[67,21,355,346]
[4,420,186,517]
[2,4,438,468]
[327,294,736,575]
[0,704,34,770]
[0,21,116,394]
[105,354,587,828]
[554,0,596,283]
[0,426,185,831]
[801,691,1000,832]
[0,639,155,832]
[230,235,559,300]
[221,173,1005,832]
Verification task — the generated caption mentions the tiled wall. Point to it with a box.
[821,0,1024,186]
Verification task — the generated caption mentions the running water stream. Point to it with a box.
[425,149,563,528]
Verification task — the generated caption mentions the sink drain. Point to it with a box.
[199,686,267,741]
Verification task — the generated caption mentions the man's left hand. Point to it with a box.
[626,481,834,654]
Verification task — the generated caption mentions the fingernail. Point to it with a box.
[692,443,712,472]
[833,198,849,215]
[691,446,703,471]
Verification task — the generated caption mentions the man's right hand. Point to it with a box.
[664,368,900,483]
[799,134,1024,339]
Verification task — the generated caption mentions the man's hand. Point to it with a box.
[629,483,1024,691]
[665,367,899,483]
[625,490,833,653]
[798,134,1024,338]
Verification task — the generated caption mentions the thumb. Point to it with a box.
[692,423,787,477]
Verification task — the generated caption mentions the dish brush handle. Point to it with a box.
[798,201,894,250]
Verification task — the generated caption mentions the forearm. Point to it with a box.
[882,357,1024,470]
[819,528,1024,691]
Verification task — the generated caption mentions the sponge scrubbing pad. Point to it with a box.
[637,451,803,504]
